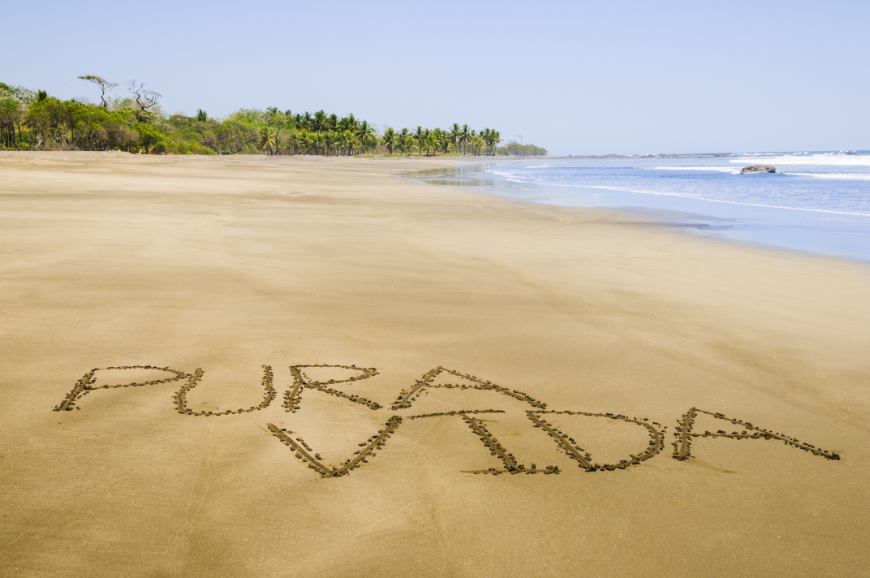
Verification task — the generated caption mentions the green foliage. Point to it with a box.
[259,125,276,155]
[496,142,548,156]
[133,123,165,154]
[1,77,532,156]
[168,139,214,155]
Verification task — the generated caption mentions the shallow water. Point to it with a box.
[402,152,870,262]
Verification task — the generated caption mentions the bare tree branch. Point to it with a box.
[77,75,118,108]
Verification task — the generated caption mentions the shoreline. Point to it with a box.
[401,161,870,263]
[1,152,868,577]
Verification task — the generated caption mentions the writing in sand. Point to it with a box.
[53,363,840,478]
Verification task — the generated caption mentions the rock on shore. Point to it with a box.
[741,165,776,174]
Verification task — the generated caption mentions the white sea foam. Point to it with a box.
[788,172,870,181]
[529,183,870,217]
[653,166,742,174]
[730,154,870,167]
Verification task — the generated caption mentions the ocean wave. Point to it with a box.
[534,183,870,217]
[788,172,870,181]
[483,156,870,217]
[652,166,742,174]
[730,154,870,167]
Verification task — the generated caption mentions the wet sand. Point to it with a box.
[0,152,868,577]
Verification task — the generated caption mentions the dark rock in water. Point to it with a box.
[741,165,776,174]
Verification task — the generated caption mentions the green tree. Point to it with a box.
[312,110,327,132]
[0,97,24,149]
[489,130,502,155]
[259,125,276,155]
[413,126,424,151]
[423,133,437,156]
[450,123,461,154]
[381,127,396,154]
[397,128,410,155]
[134,123,165,153]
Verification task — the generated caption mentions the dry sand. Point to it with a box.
[0,152,868,577]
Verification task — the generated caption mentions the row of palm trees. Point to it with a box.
[260,125,377,156]
[382,125,501,156]
[257,109,502,156]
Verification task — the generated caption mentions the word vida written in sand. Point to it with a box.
[54,364,840,479]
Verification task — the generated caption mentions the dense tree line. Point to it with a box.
[1,78,545,156]
[497,142,548,156]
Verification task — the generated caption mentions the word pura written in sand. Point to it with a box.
[54,364,840,479]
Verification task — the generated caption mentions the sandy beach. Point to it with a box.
[1,152,868,577]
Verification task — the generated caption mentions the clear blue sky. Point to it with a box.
[4,0,868,155]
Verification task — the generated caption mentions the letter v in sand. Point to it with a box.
[267,417,403,478]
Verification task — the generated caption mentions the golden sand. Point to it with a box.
[0,152,868,576]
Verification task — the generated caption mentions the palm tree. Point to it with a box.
[313,110,327,132]
[424,133,437,156]
[310,132,324,155]
[407,134,416,155]
[381,127,396,154]
[460,125,470,155]
[335,131,347,155]
[439,134,453,155]
[489,130,502,155]
[345,113,358,132]
[360,128,377,152]
[298,131,312,154]
[259,126,276,155]
[291,130,304,154]
[269,111,291,155]
[474,135,485,156]
[347,132,361,156]
[398,128,410,155]
[481,128,495,155]
[413,126,425,153]
[327,132,341,156]
[358,120,375,143]
[396,134,406,155]
[450,123,461,154]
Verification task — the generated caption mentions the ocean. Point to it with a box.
[409,152,870,262]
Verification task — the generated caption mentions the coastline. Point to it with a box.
[403,161,870,263]
[1,152,868,577]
